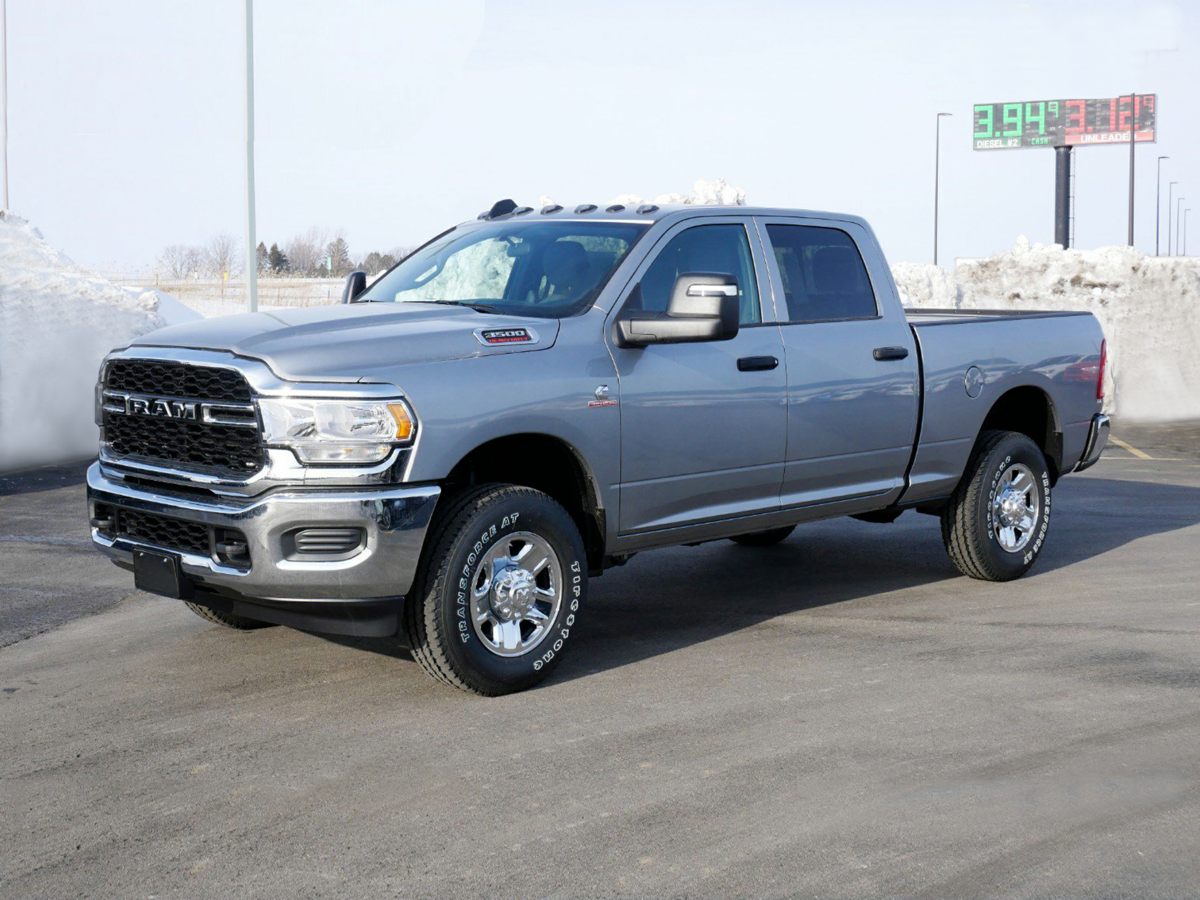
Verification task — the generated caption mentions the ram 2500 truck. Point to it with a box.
[88,202,1109,694]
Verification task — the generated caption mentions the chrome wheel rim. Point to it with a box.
[470,531,562,657]
[992,462,1040,553]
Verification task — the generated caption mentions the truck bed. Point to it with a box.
[905,308,1093,327]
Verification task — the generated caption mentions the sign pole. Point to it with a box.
[1054,146,1072,248]
[1127,92,1136,247]
[933,112,951,266]
[243,0,258,313]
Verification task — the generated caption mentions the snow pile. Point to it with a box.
[607,178,748,208]
[893,238,1200,421]
[0,213,199,471]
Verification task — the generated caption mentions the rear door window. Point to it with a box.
[765,225,878,323]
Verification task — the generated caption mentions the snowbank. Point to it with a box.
[607,177,747,208]
[0,213,199,471]
[893,239,1200,421]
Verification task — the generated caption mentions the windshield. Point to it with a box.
[360,220,648,318]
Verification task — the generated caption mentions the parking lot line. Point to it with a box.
[1110,436,1153,459]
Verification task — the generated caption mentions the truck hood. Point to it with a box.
[133,302,559,382]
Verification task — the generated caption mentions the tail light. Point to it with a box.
[1096,339,1107,401]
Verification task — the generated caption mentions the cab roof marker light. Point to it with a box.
[540,204,563,214]
[478,198,519,221]
[606,204,626,213]
[636,204,659,215]
[512,206,533,216]
[574,204,597,214]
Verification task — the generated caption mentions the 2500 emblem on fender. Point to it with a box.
[474,326,539,346]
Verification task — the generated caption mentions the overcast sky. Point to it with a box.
[7,0,1198,271]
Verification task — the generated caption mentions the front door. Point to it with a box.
[608,219,788,534]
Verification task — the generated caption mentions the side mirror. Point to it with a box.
[615,273,741,347]
[341,270,368,304]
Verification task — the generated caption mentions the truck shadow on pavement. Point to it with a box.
[0,460,91,497]
[328,473,1200,687]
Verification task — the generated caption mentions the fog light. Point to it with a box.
[213,527,251,568]
[283,527,366,561]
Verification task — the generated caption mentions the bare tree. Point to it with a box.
[205,233,242,279]
[158,244,203,279]
[284,228,329,277]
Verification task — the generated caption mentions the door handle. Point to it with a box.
[872,346,909,361]
[737,355,779,372]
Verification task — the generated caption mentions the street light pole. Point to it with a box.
[1177,197,1186,256]
[934,112,952,266]
[243,0,258,312]
[1155,156,1169,256]
[1185,209,1191,256]
[1167,182,1178,255]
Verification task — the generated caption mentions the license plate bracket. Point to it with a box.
[133,549,193,599]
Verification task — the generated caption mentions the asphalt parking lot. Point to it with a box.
[2,423,1198,898]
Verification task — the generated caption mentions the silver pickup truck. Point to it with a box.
[88,202,1109,694]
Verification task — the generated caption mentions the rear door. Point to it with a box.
[607,217,788,534]
[757,217,919,510]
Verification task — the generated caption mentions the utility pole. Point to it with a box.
[1127,92,1136,247]
[933,112,952,266]
[243,0,258,312]
[1167,182,1178,255]
[1,0,9,210]
[1155,156,1169,255]
[1185,209,1190,256]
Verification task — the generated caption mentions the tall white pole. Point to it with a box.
[243,0,258,312]
[2,0,9,211]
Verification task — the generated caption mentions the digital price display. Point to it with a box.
[972,94,1156,150]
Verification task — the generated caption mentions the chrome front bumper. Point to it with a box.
[1075,413,1110,472]
[87,462,440,601]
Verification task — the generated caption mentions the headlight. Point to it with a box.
[258,397,415,464]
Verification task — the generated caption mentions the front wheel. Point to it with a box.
[941,430,1052,581]
[184,601,275,630]
[403,484,587,695]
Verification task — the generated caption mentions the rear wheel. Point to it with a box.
[184,602,274,630]
[941,430,1052,581]
[730,526,795,547]
[403,484,587,695]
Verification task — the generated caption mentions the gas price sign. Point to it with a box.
[972,94,1156,150]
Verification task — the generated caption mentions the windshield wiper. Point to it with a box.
[404,299,505,314]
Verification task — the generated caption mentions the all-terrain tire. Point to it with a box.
[730,526,796,547]
[403,484,587,695]
[184,602,275,630]
[941,430,1053,582]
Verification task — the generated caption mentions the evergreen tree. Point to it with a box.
[255,241,269,274]
[327,236,352,276]
[267,242,289,274]
[361,251,384,274]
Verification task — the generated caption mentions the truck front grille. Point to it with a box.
[117,508,212,557]
[105,359,252,403]
[94,503,250,567]
[101,359,264,478]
